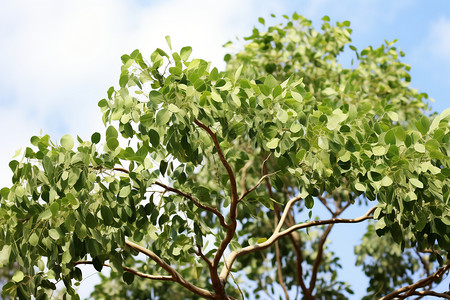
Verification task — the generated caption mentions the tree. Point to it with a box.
[0,12,449,299]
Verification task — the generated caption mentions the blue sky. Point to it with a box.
[0,0,449,299]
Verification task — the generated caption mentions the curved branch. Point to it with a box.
[308,223,333,293]
[219,203,376,281]
[380,262,450,300]
[239,171,279,202]
[194,118,239,298]
[112,167,229,229]
[125,240,215,299]
[73,260,173,281]
[155,181,229,229]
[194,119,238,204]
[411,291,450,299]
[308,199,351,294]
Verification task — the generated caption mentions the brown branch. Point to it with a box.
[239,171,279,202]
[195,245,213,269]
[112,166,229,230]
[317,195,334,215]
[155,181,229,229]
[309,198,351,294]
[73,260,174,281]
[275,240,290,300]
[194,119,238,204]
[194,118,239,298]
[415,249,431,283]
[219,199,376,281]
[125,240,215,299]
[380,262,450,300]
[308,223,333,294]
[410,291,450,299]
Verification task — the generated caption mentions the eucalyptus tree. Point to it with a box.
[1,13,449,300]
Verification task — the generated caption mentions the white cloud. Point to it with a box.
[0,0,289,188]
[428,17,450,62]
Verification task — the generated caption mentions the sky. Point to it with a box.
[0,0,449,299]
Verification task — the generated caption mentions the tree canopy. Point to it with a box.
[1,13,449,300]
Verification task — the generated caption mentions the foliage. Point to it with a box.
[0,13,449,300]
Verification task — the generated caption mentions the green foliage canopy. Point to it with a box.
[0,13,449,299]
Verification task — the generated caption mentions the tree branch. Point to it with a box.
[112,167,229,230]
[239,171,279,202]
[308,223,333,293]
[73,260,174,281]
[219,200,376,281]
[194,118,239,298]
[154,181,229,229]
[275,240,290,300]
[125,240,215,299]
[380,262,450,300]
[194,244,213,269]
[410,291,450,299]
[308,198,351,294]
[317,195,334,215]
[193,119,238,204]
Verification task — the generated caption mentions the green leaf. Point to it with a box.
[12,271,24,282]
[39,209,52,220]
[149,91,164,104]
[384,130,396,145]
[106,125,119,139]
[414,143,426,153]
[180,46,193,61]
[318,137,329,150]
[91,132,101,144]
[50,202,59,216]
[101,206,114,226]
[123,272,135,285]
[355,183,366,192]
[165,35,172,50]
[266,138,279,149]
[387,111,398,122]
[372,145,387,156]
[48,229,60,240]
[390,223,403,244]
[119,186,131,197]
[0,245,11,267]
[168,104,181,113]
[211,91,223,103]
[61,134,74,150]
[381,176,393,187]
[107,138,119,150]
[156,108,171,125]
[409,178,423,188]
[29,233,39,246]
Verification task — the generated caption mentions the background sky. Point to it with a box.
[0,0,449,299]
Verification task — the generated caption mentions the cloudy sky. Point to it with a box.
[1,0,449,298]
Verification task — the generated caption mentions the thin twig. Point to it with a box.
[317,195,334,215]
[73,260,173,281]
[219,203,376,281]
[275,240,290,300]
[194,118,239,299]
[155,181,229,229]
[125,240,215,299]
[410,291,450,299]
[309,199,351,294]
[239,171,279,202]
[195,244,213,268]
[380,262,450,300]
